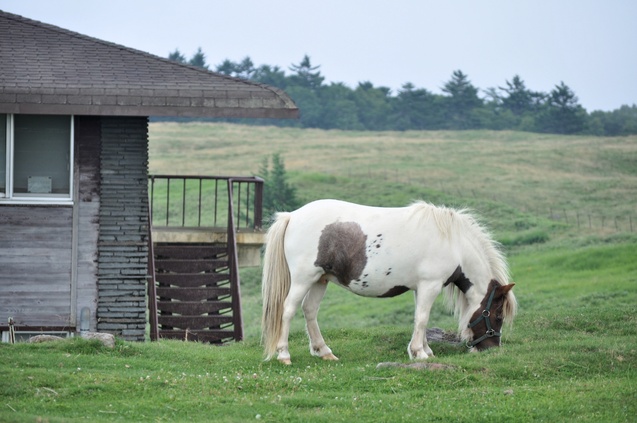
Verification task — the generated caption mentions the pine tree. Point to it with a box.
[167,49,187,64]
[538,82,587,134]
[441,70,482,129]
[259,154,300,219]
[288,55,324,91]
[189,48,208,70]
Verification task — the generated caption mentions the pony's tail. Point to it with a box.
[261,212,292,361]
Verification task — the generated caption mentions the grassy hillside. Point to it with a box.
[149,123,637,233]
[149,123,637,260]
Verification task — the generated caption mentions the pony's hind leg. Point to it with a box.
[302,278,338,361]
[276,281,311,365]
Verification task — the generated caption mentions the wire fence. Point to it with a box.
[313,166,636,234]
[544,209,633,232]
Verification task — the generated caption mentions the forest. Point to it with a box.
[168,49,637,136]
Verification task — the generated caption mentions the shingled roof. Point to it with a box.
[0,10,299,119]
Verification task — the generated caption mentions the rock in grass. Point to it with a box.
[426,327,462,344]
[28,335,65,343]
[375,328,459,371]
[376,362,456,371]
[81,332,115,349]
[27,332,115,349]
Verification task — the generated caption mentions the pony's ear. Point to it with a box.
[497,283,515,296]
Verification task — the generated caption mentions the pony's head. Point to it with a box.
[466,279,516,351]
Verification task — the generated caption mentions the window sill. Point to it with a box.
[0,198,74,206]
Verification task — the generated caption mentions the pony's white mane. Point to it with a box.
[408,201,516,337]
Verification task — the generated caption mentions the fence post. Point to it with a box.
[181,178,186,227]
[166,177,171,226]
[576,212,580,228]
[226,179,244,342]
[254,178,263,230]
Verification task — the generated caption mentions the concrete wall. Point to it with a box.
[152,228,265,268]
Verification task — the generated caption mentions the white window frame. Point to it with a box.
[1,114,74,205]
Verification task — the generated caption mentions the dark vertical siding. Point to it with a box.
[97,117,149,341]
[74,116,101,331]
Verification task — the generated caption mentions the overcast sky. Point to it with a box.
[2,0,635,111]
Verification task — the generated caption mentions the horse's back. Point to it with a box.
[285,199,417,244]
[289,199,408,224]
[282,200,457,292]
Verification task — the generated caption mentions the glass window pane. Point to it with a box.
[0,114,5,194]
[13,115,71,195]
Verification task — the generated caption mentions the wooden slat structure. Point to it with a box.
[152,243,240,343]
[146,176,256,344]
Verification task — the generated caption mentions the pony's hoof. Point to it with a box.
[321,353,339,361]
[410,350,430,360]
[278,358,292,365]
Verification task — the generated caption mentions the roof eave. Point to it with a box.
[0,103,300,119]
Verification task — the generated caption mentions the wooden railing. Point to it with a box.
[147,175,263,343]
[148,175,263,231]
[146,222,159,342]
[225,178,244,341]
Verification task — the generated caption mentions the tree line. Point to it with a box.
[168,49,637,136]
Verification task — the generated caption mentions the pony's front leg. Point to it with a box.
[408,286,441,360]
[302,280,338,361]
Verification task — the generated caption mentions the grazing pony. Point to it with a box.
[261,199,517,364]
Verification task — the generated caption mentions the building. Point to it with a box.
[0,10,298,341]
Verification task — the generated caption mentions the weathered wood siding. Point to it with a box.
[0,116,101,331]
[97,117,149,341]
[0,206,73,327]
[74,116,101,331]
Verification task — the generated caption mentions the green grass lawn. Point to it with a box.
[1,124,636,422]
[1,242,635,422]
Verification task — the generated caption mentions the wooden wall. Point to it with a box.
[0,206,73,327]
[0,116,102,330]
[0,115,150,342]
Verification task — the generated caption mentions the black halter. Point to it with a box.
[466,287,501,349]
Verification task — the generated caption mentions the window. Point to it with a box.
[1,114,73,203]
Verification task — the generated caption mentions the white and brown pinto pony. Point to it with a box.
[262,199,517,365]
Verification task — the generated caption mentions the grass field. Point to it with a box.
[1,123,636,422]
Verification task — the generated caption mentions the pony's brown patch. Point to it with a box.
[443,265,473,294]
[314,221,368,286]
[378,285,410,298]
